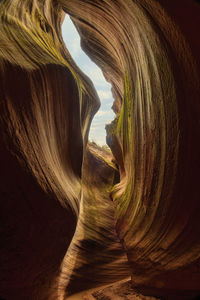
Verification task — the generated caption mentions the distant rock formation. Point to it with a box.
[0,1,200,299]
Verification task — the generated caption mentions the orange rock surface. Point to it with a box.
[0,1,200,299]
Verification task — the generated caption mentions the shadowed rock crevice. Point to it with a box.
[61,2,200,298]
[0,0,200,299]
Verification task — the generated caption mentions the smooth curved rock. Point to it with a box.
[0,1,98,298]
[0,0,200,299]
[58,143,130,298]
[61,1,200,298]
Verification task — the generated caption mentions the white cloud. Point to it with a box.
[94,110,115,119]
[68,37,81,60]
[62,16,81,61]
[97,90,112,100]
[89,130,107,146]
[81,65,107,87]
[95,110,112,117]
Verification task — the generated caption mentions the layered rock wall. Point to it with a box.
[0,0,200,299]
[62,0,200,297]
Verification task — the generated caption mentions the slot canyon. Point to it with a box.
[0,0,200,299]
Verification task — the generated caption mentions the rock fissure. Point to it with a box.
[0,1,200,299]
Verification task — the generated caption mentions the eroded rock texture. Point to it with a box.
[0,0,200,299]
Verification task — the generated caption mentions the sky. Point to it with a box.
[62,15,115,146]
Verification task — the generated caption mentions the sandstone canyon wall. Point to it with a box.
[0,0,200,299]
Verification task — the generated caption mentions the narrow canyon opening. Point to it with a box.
[1,1,200,299]
[62,15,115,146]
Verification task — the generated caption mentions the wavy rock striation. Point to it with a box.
[0,0,200,299]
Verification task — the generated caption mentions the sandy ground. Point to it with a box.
[65,278,159,300]
[66,278,131,299]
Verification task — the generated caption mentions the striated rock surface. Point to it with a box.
[0,1,99,298]
[61,0,200,298]
[58,142,130,299]
[91,280,159,300]
[0,0,200,299]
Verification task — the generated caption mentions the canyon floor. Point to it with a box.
[66,279,159,300]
